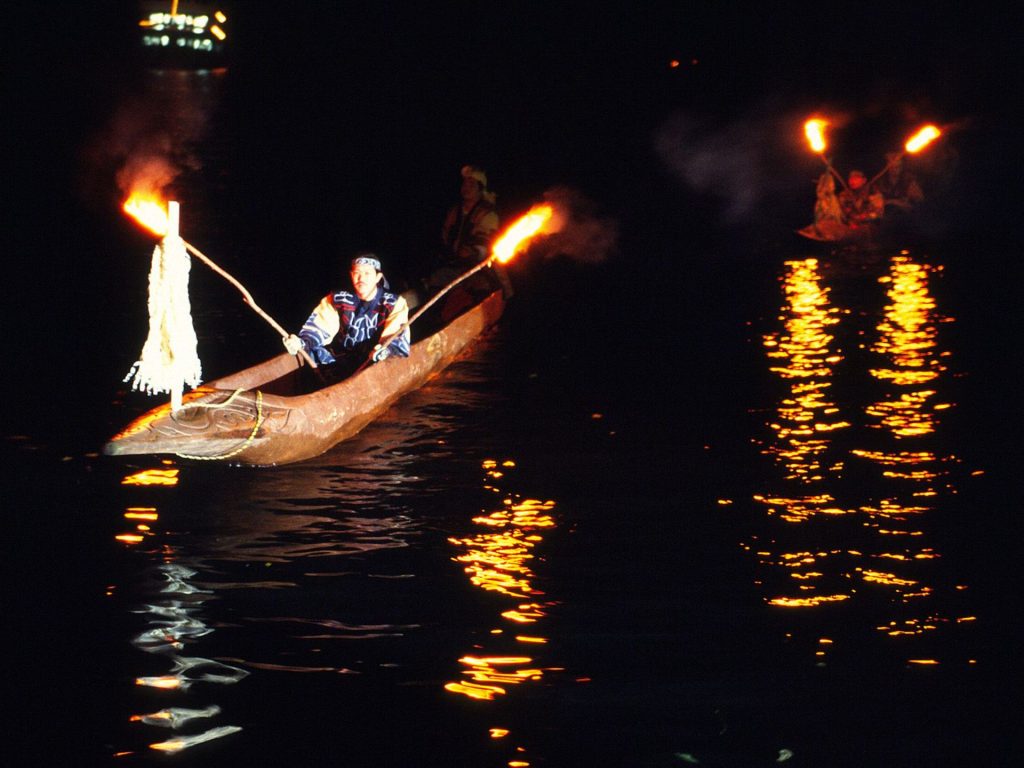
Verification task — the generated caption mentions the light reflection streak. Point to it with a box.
[749,251,970,663]
[866,256,949,438]
[760,259,850,507]
[148,726,243,753]
[445,459,561,765]
[121,467,179,486]
[107,355,514,758]
[125,560,246,751]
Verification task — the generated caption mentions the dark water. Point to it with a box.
[5,7,1023,767]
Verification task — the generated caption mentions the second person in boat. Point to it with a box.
[283,254,411,384]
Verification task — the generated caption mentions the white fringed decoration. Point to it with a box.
[123,202,202,411]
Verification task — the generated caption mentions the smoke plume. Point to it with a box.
[534,185,618,263]
[80,80,211,207]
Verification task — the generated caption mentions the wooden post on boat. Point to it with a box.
[122,198,203,414]
[167,201,184,412]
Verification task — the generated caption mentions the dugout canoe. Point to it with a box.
[103,289,505,466]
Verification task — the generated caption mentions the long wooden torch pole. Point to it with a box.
[181,240,318,368]
[819,154,850,192]
[350,257,498,377]
[405,258,495,329]
[164,202,317,368]
[867,152,905,188]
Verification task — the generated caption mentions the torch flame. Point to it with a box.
[491,204,555,264]
[904,124,941,154]
[804,119,829,154]
[124,194,170,237]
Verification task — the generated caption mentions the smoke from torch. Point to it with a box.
[403,202,564,332]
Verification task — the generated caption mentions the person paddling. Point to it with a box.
[283,254,410,384]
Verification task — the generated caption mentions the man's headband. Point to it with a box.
[352,255,381,271]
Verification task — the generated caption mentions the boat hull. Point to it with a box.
[104,291,505,466]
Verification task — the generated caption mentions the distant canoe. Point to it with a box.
[104,290,505,466]
[796,220,879,245]
[797,203,925,248]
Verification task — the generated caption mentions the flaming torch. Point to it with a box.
[405,203,558,328]
[803,118,848,191]
[122,193,316,409]
[121,196,201,411]
[868,124,943,186]
[904,124,941,154]
[345,202,559,376]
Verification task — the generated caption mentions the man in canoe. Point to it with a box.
[838,169,885,227]
[283,254,411,382]
[425,165,513,313]
[799,171,848,241]
[440,165,500,267]
[877,152,924,212]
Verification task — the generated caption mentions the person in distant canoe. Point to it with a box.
[838,170,885,227]
[810,171,848,241]
[425,165,512,306]
[283,254,410,382]
[877,152,924,212]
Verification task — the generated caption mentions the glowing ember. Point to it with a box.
[124,194,170,237]
[491,204,555,264]
[804,119,829,154]
[905,125,941,153]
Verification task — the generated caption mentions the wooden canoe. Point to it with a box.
[103,290,505,466]
[796,220,879,245]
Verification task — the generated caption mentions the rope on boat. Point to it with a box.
[175,389,265,461]
[123,231,202,409]
[184,388,247,409]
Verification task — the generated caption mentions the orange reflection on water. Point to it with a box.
[125,507,159,520]
[751,251,971,664]
[501,603,545,623]
[859,569,918,587]
[449,499,555,598]
[761,259,848,491]
[753,493,850,522]
[443,681,505,700]
[150,739,187,752]
[136,675,182,689]
[867,256,950,437]
[769,594,851,607]
[122,468,180,486]
[456,655,544,689]
[446,461,560,703]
